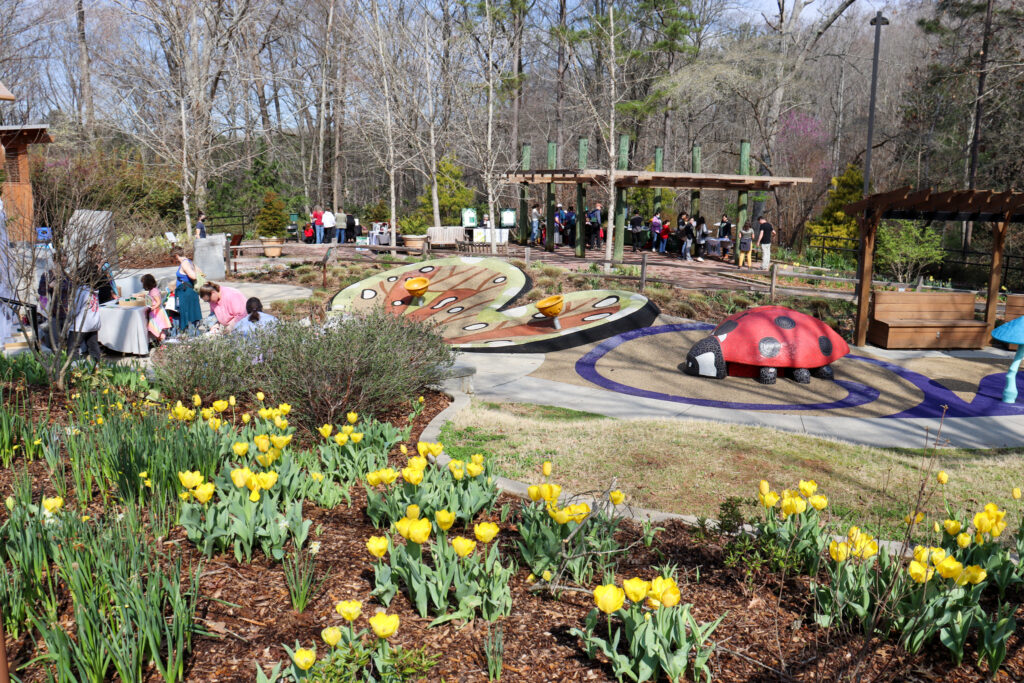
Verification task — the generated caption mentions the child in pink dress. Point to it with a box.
[141,273,171,342]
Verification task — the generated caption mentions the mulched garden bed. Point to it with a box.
[2,389,1022,682]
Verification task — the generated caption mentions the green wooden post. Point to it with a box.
[690,145,701,218]
[575,137,588,258]
[545,141,557,252]
[613,133,629,262]
[519,143,531,245]
[737,139,750,265]
[653,146,664,216]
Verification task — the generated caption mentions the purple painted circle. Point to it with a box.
[575,323,880,411]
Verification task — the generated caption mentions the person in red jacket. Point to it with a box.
[311,206,324,244]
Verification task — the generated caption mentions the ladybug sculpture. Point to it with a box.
[684,305,850,384]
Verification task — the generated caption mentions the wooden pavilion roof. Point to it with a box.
[0,81,13,102]
[504,168,813,191]
[844,186,1024,223]
[0,124,53,146]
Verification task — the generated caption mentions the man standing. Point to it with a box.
[322,208,337,244]
[588,203,603,249]
[757,216,774,270]
[565,206,577,248]
[718,214,733,259]
[554,204,566,247]
[530,204,541,246]
[195,213,207,240]
[629,210,644,252]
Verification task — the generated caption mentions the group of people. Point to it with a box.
[304,207,359,244]
[627,210,774,268]
[528,203,606,249]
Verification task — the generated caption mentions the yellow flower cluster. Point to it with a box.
[42,496,63,514]
[829,526,878,562]
[416,441,445,458]
[447,452,484,480]
[366,468,399,486]
[908,544,987,585]
[169,401,196,422]
[973,503,1008,540]
[256,403,292,424]
[293,600,399,671]
[759,479,827,518]
[177,471,215,504]
[594,575,681,614]
[548,502,591,525]
[139,471,153,490]
[230,467,279,501]
[396,515,431,544]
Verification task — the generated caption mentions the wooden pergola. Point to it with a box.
[504,168,813,191]
[845,187,1024,347]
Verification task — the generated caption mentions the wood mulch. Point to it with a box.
[1,390,1023,682]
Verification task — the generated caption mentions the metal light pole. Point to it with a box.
[862,11,889,198]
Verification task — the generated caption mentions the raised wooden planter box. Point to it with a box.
[868,291,987,349]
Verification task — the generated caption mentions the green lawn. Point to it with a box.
[440,401,1024,540]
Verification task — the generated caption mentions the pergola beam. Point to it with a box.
[503,168,813,191]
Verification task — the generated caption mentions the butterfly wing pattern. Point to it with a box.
[328,257,659,353]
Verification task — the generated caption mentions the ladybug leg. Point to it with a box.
[811,365,834,381]
[789,368,811,384]
[757,367,777,385]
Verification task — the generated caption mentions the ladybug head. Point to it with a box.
[685,335,727,379]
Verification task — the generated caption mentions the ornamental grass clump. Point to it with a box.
[571,573,722,683]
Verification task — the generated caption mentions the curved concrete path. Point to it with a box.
[449,350,1024,449]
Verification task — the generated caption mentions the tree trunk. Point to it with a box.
[75,0,94,139]
[555,0,567,165]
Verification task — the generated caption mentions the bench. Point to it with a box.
[868,291,987,349]
[426,226,465,247]
[456,240,510,256]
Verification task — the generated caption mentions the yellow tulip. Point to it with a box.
[859,540,879,559]
[336,600,362,622]
[351,433,363,444]
[334,433,349,446]
[406,504,421,520]
[908,560,932,583]
[408,456,428,471]
[256,391,265,401]
[273,416,288,430]
[451,536,477,557]
[451,466,465,481]
[292,648,316,670]
[594,583,625,614]
[448,459,464,475]
[474,522,499,543]
[539,483,561,503]
[935,555,963,580]
[208,417,222,431]
[542,570,552,581]
[623,578,650,603]
[1014,487,1022,500]
[321,627,342,648]
[400,444,408,455]
[212,400,229,413]
[256,449,280,468]
[781,494,807,517]
[928,547,947,566]
[759,491,780,508]
[228,395,236,407]
[466,462,484,478]
[258,408,272,420]
[249,489,260,502]
[435,509,455,531]
[232,442,250,458]
[963,565,987,585]
[257,471,278,490]
[366,470,382,486]
[609,490,625,505]
[416,441,429,457]
[378,468,398,485]
[395,517,413,539]
[192,394,202,407]
[311,472,324,482]
[428,443,444,457]
[342,425,354,435]
[278,403,291,415]
[527,485,541,501]
[270,434,292,449]
[95,417,104,425]
[758,479,770,496]
[957,532,971,548]
[943,519,962,536]
[550,507,571,525]
[937,470,948,485]
[933,521,942,534]
[139,471,148,478]
[347,412,358,424]
[829,540,850,562]
[407,518,431,544]
[798,479,817,497]
[401,467,423,486]
[369,612,399,639]
[318,424,333,438]
[201,408,213,421]
[366,536,388,558]
[42,496,63,513]
[254,435,270,453]
[471,453,484,466]
[527,573,536,582]
[542,461,552,477]
[808,494,828,511]
[192,482,216,504]
[177,471,203,490]
[230,468,251,488]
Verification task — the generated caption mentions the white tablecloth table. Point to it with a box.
[98,302,150,355]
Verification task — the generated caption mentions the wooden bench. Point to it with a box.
[868,291,987,349]
[456,240,510,256]
[1004,294,1024,322]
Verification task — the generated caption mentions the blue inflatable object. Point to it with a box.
[992,317,1024,403]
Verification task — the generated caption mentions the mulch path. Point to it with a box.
[2,390,1023,682]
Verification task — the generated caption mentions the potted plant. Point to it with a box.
[255,191,289,257]
[400,214,429,251]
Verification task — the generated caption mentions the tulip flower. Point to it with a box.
[336,600,362,622]
[451,536,477,557]
[378,468,398,485]
[935,555,963,580]
[759,491,780,508]
[417,441,429,457]
[758,479,770,496]
[401,467,423,486]
[623,578,650,603]
[550,507,571,525]
[192,394,202,407]
[937,470,948,485]
[594,583,625,614]
[139,471,148,479]
[318,424,333,438]
[228,395,236,407]
[406,504,421,520]
[254,435,270,453]
[943,519,962,536]
[908,560,933,583]
[366,470,382,486]
[451,466,465,481]
[542,461,552,477]
[527,485,541,501]
[258,408,273,420]
[434,509,455,531]
[241,413,251,423]
[311,472,324,482]
[829,540,850,562]
[366,536,388,558]
[292,648,316,671]
[212,400,229,413]
[798,479,817,497]
[270,434,292,450]
[539,483,561,503]
[647,576,681,608]
[232,442,250,458]
[342,425,354,435]
[178,471,203,490]
[351,433,363,444]
[321,627,342,648]
[256,391,265,401]
[273,417,288,430]
[347,412,358,424]
[955,532,971,548]
[256,450,279,468]
[471,453,484,466]
[466,462,484,478]
[1014,487,1021,500]
[428,443,444,457]
[42,496,63,513]
[407,518,431,544]
[400,444,408,455]
[963,565,987,585]
[474,522,499,543]
[808,494,828,511]
[193,482,216,504]
[369,612,399,639]
[542,570,552,581]
[249,488,260,502]
[278,403,291,415]
[395,517,413,540]
[256,471,278,490]
[334,433,349,447]
[229,467,250,488]
[408,456,428,471]
[179,491,191,501]
[609,490,625,505]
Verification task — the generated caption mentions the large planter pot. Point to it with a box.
[403,235,428,251]
[260,237,285,257]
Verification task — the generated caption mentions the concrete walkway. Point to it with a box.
[452,351,1024,449]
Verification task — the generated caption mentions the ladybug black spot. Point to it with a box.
[774,315,796,329]
[714,320,738,336]
[819,335,833,356]
[759,337,781,358]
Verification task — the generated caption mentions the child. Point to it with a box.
[737,224,755,269]
[141,273,171,343]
